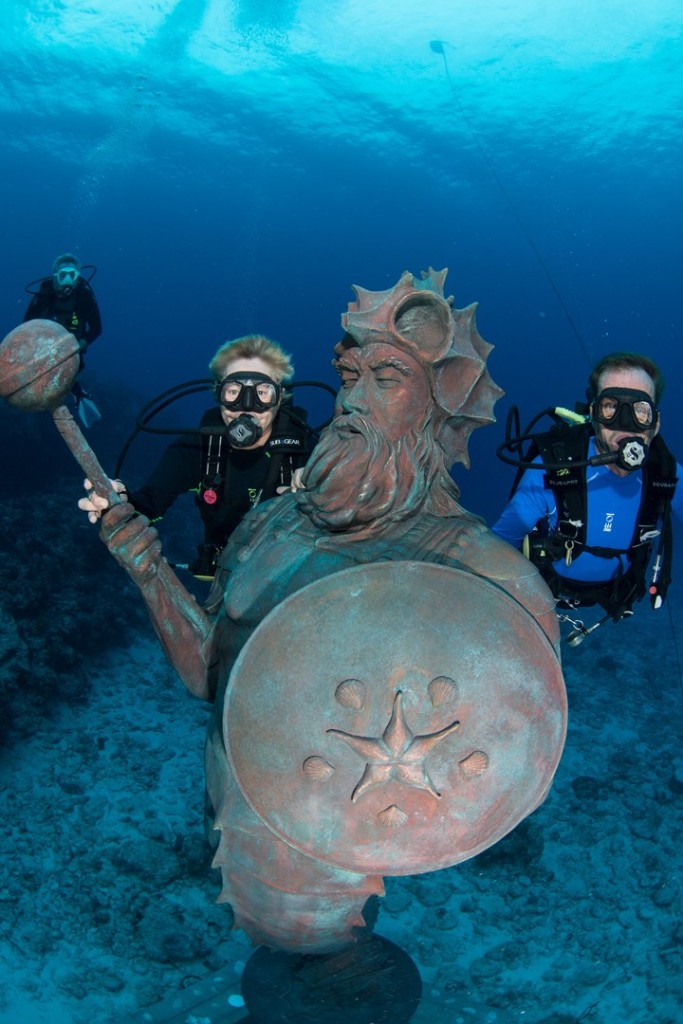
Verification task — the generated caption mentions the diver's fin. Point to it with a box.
[77,396,102,428]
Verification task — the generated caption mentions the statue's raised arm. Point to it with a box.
[0,318,214,699]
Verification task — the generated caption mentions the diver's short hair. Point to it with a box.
[588,351,665,403]
[52,252,81,273]
[209,334,294,383]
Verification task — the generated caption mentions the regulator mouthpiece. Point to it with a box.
[590,435,647,472]
[226,414,263,448]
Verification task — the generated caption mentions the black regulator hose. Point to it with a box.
[114,377,338,480]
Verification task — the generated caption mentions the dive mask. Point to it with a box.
[592,388,658,433]
[217,372,281,412]
[53,265,80,295]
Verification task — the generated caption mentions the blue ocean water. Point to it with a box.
[1,3,682,1023]
[2,0,682,515]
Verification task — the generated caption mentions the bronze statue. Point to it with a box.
[0,269,566,1023]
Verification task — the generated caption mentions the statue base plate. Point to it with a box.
[241,932,422,1024]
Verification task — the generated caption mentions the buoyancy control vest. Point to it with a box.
[524,423,678,619]
[194,402,310,556]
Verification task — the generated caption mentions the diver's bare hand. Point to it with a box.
[276,467,306,495]
[98,502,163,587]
[78,477,127,523]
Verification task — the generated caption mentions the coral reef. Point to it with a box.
[0,484,147,739]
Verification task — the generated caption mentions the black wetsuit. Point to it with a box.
[24,278,102,352]
[128,405,310,553]
[24,279,102,399]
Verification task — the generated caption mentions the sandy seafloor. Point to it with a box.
[1,571,682,1024]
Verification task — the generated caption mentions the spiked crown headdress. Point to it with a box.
[335,268,503,469]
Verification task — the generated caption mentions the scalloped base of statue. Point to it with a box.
[240,931,421,1024]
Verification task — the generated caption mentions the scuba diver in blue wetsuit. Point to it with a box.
[24,253,103,427]
[494,352,683,643]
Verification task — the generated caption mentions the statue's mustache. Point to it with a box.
[327,413,374,439]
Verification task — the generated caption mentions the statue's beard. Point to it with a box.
[297,413,445,532]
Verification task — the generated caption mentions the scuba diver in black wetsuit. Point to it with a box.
[80,334,313,580]
[24,253,103,426]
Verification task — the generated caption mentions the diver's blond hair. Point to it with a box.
[209,334,294,383]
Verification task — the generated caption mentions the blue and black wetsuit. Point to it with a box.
[493,434,683,605]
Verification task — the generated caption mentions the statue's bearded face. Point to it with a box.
[297,343,441,532]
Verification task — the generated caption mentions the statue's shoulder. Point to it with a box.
[426,516,560,655]
[451,518,536,577]
[401,511,494,565]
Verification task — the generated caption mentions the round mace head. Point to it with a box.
[0,320,81,412]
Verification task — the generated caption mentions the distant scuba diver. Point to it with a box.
[494,351,682,644]
[24,252,102,427]
[87,333,335,581]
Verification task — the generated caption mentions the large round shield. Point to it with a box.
[224,561,566,875]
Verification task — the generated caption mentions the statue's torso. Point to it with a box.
[206,495,560,700]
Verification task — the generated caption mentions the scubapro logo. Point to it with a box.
[603,512,615,533]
